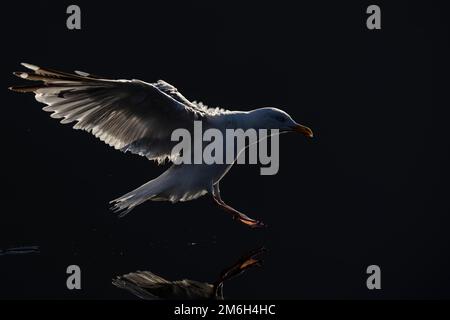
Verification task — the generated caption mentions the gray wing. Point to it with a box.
[154,80,230,116]
[112,271,169,300]
[112,270,213,300]
[10,63,206,162]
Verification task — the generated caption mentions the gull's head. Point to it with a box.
[249,107,313,138]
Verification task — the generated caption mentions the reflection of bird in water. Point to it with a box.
[10,63,313,228]
[0,246,40,256]
[113,247,266,300]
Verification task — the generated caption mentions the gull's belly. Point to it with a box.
[175,162,233,187]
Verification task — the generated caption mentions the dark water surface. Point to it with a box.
[1,0,449,299]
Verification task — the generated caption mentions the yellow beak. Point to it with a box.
[291,124,314,138]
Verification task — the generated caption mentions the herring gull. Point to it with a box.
[10,63,313,228]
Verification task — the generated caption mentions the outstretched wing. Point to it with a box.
[112,270,213,300]
[10,63,205,162]
[113,271,170,300]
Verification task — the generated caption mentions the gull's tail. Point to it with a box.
[109,165,209,217]
[110,178,162,217]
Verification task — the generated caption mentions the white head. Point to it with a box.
[249,107,314,138]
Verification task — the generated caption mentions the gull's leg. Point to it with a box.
[219,246,266,282]
[213,246,266,297]
[212,183,267,228]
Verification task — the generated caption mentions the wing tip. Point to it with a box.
[21,62,39,71]
[8,85,37,93]
[13,71,29,79]
[74,70,90,77]
[8,86,21,92]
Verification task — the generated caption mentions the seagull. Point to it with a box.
[10,63,313,228]
[112,247,266,300]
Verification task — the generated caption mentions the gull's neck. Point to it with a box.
[218,110,261,131]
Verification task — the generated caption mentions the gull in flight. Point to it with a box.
[10,63,313,228]
[113,247,266,300]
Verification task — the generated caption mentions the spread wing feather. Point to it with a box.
[10,63,206,162]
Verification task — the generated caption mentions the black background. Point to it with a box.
[1,0,449,299]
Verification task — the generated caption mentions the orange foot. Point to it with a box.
[234,214,267,229]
